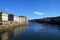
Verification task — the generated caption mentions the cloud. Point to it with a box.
[33,11,44,15]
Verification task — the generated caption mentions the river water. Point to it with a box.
[0,22,60,40]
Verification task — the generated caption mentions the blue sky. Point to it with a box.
[0,0,60,19]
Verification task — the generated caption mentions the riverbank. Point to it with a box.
[30,16,60,25]
[0,22,28,33]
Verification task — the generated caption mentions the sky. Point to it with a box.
[0,0,60,20]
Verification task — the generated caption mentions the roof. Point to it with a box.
[19,16,27,18]
[0,11,9,14]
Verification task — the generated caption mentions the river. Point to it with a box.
[0,22,60,40]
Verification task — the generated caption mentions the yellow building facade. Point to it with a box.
[14,15,19,22]
[0,12,8,21]
[0,12,8,25]
[19,16,28,24]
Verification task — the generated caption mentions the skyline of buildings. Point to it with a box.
[0,11,28,25]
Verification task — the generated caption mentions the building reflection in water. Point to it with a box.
[0,32,2,40]
[0,32,8,40]
[0,23,28,40]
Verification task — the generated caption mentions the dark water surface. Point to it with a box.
[0,22,60,40]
